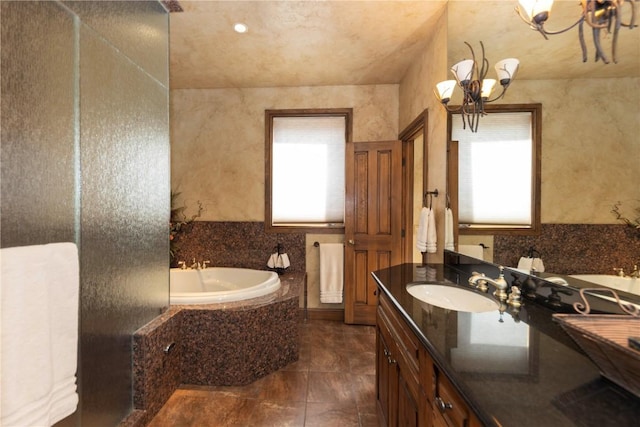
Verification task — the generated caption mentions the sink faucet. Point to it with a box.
[468,266,509,301]
[630,265,639,279]
[190,258,200,269]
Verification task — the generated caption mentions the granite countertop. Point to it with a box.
[372,262,640,427]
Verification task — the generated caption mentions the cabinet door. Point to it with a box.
[398,372,419,427]
[377,327,392,425]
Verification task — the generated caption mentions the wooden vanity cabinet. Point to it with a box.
[377,292,482,427]
[377,295,423,426]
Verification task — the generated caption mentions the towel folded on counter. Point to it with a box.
[1,243,80,427]
[517,257,545,273]
[319,243,344,303]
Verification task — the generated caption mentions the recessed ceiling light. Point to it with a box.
[234,23,248,34]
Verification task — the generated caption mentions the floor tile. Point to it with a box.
[147,319,379,427]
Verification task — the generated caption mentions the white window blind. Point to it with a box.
[452,112,533,227]
[272,116,345,225]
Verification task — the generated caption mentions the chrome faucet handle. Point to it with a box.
[177,261,186,270]
[630,265,639,278]
[202,260,211,269]
[613,267,625,277]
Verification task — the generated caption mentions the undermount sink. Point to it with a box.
[406,283,500,313]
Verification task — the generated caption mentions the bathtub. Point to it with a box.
[170,267,281,304]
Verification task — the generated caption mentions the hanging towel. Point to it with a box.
[444,207,455,251]
[267,253,291,269]
[458,244,484,260]
[416,207,429,252]
[518,257,545,273]
[319,243,344,303]
[1,243,79,427]
[425,207,437,254]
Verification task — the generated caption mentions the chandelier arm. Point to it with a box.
[484,85,508,103]
[620,0,637,28]
[579,21,588,62]
[612,9,622,63]
[584,0,613,29]
[514,6,550,38]
[593,26,610,63]
[479,42,488,80]
[465,42,478,80]
[538,15,586,35]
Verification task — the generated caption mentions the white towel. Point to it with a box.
[425,207,437,254]
[416,207,429,253]
[267,253,290,269]
[517,257,545,273]
[458,244,484,260]
[319,243,344,303]
[444,207,454,251]
[1,243,79,427]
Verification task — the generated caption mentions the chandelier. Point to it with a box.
[434,42,519,133]
[515,0,638,64]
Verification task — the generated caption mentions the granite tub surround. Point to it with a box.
[494,224,640,275]
[170,221,305,273]
[373,262,640,427]
[132,273,303,425]
[133,308,184,427]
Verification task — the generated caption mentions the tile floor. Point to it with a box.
[147,319,380,427]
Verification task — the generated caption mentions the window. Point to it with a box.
[265,109,352,233]
[449,104,541,234]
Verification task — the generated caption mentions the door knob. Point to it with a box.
[348,239,355,245]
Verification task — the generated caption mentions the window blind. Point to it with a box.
[452,112,533,226]
[272,116,345,225]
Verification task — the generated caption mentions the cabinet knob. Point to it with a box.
[435,396,453,412]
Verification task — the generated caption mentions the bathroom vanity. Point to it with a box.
[373,260,640,427]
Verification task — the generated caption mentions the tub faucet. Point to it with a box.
[468,266,509,301]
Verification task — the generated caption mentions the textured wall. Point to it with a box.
[398,6,449,264]
[494,224,640,275]
[498,77,639,224]
[170,85,399,222]
[1,2,170,426]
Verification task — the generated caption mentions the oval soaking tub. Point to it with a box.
[170,267,281,304]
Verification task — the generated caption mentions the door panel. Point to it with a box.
[345,140,403,325]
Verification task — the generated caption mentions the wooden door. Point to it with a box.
[345,140,403,325]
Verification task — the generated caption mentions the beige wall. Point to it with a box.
[171,85,399,221]
[500,77,639,224]
[398,6,449,263]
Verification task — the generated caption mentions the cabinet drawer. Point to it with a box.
[379,293,420,372]
[434,371,469,427]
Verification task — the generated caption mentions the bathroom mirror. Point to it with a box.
[446,1,640,281]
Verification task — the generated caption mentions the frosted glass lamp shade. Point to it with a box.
[451,59,475,85]
[435,80,456,103]
[495,58,519,86]
[481,79,497,99]
[518,0,554,24]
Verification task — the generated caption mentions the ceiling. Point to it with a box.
[168,0,640,90]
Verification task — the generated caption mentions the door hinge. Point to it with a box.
[401,229,406,237]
